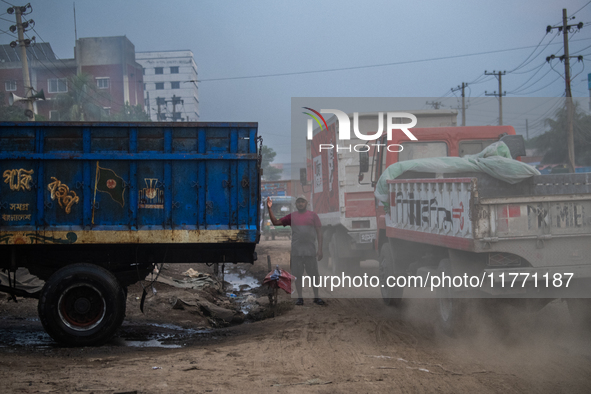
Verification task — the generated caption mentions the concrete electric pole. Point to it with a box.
[8,4,35,119]
[484,71,506,126]
[451,83,468,126]
[546,8,584,173]
[426,101,442,109]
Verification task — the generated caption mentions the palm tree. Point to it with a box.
[53,73,111,121]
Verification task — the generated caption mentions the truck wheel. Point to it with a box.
[567,299,591,329]
[38,263,126,347]
[378,243,403,307]
[318,230,331,270]
[329,235,350,275]
[436,259,467,337]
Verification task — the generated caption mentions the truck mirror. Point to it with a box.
[499,135,526,159]
[359,151,369,173]
[300,168,307,186]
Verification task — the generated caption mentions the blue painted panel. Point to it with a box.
[0,122,260,240]
[172,161,199,228]
[137,161,165,227]
[91,160,130,227]
[43,160,85,227]
[0,160,37,228]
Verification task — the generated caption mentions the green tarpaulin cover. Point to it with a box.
[374,141,540,207]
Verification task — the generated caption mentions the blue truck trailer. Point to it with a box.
[0,121,261,346]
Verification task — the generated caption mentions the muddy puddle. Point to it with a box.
[223,267,261,314]
[114,323,214,348]
[223,268,260,293]
[0,318,54,349]
[0,319,218,349]
[0,267,263,349]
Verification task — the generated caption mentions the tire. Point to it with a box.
[329,234,352,275]
[436,259,467,337]
[378,243,403,307]
[567,299,591,329]
[38,263,126,347]
[317,229,331,270]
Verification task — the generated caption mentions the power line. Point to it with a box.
[510,61,546,75]
[508,31,555,73]
[198,38,591,82]
[512,74,563,95]
[508,65,552,94]
[23,20,129,111]
[0,27,17,38]
[572,0,591,16]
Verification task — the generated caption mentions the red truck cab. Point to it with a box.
[368,125,519,254]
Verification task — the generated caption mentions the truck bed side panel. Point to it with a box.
[0,122,260,249]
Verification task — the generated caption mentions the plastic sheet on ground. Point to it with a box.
[0,268,45,294]
[374,141,540,206]
[263,266,296,294]
[155,273,222,292]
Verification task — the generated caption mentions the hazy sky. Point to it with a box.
[1,0,590,161]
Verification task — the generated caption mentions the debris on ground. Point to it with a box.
[155,273,222,292]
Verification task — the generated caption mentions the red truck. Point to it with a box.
[364,125,591,335]
[304,111,460,274]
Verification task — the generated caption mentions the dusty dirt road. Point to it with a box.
[1,238,591,393]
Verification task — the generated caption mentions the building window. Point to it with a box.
[96,77,109,89]
[143,83,146,90]
[5,80,16,91]
[172,112,182,121]
[103,107,111,116]
[155,82,164,90]
[49,110,60,121]
[171,81,180,89]
[142,68,145,75]
[156,97,166,106]
[155,67,163,75]
[157,113,167,121]
[48,78,67,93]
[170,66,179,74]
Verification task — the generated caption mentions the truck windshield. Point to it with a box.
[399,142,448,161]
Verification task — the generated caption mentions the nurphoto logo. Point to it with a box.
[303,107,418,152]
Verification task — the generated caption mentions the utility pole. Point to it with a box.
[546,9,584,173]
[156,97,163,121]
[172,95,178,121]
[426,100,442,109]
[451,83,467,126]
[146,91,151,118]
[8,5,35,119]
[484,71,506,125]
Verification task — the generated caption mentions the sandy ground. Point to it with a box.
[1,238,591,393]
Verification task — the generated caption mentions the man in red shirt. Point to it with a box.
[267,195,325,306]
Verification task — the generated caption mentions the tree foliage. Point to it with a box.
[530,102,591,166]
[261,145,283,181]
[0,92,29,121]
[53,73,111,121]
[110,102,151,121]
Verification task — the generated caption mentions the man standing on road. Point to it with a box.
[267,195,325,306]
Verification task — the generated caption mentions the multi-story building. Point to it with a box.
[136,50,199,122]
[0,36,144,120]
